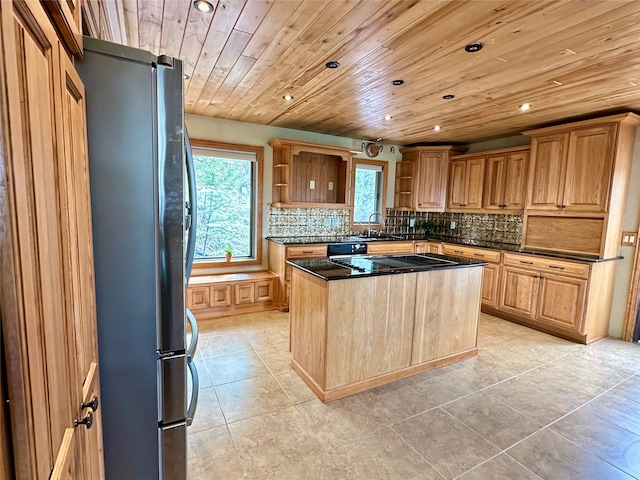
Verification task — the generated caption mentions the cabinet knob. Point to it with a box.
[75,411,93,430]
[81,395,99,412]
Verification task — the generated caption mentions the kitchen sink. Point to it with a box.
[349,234,404,241]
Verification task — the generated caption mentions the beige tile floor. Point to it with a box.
[187,311,640,480]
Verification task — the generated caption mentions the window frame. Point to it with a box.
[190,139,264,269]
[349,158,388,231]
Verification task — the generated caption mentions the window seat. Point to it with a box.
[186,271,279,319]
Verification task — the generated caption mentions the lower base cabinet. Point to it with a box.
[187,272,279,319]
[492,252,607,343]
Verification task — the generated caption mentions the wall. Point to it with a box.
[609,128,640,337]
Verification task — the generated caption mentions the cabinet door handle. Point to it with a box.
[520,260,534,265]
[549,265,565,270]
[302,251,314,254]
[556,205,563,209]
[473,253,485,257]
[454,250,464,254]
[75,411,93,430]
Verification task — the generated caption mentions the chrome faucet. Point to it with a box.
[367,212,385,237]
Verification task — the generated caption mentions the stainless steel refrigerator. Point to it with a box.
[77,36,199,480]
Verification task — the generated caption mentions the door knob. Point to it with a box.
[81,395,99,412]
[75,411,93,430]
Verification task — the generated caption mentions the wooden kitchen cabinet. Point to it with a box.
[43,0,83,56]
[268,240,327,311]
[525,126,614,213]
[187,272,279,319]
[442,244,501,309]
[483,147,529,212]
[395,146,466,211]
[490,252,605,343]
[366,241,415,255]
[414,241,442,254]
[447,156,485,210]
[269,138,352,208]
[522,114,640,258]
[498,266,539,320]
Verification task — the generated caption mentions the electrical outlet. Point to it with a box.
[328,181,334,191]
[450,221,456,229]
[409,218,415,227]
[309,180,315,189]
[622,231,637,246]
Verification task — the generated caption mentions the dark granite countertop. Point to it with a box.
[267,235,621,263]
[288,254,487,281]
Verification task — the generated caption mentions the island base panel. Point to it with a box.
[292,348,478,402]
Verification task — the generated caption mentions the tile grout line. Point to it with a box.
[388,423,449,480]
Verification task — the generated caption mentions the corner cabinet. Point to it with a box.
[394,146,466,211]
[269,138,353,208]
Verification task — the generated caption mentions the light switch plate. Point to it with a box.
[622,231,637,246]
[328,182,334,190]
[309,180,315,189]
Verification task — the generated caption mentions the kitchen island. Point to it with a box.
[288,254,486,401]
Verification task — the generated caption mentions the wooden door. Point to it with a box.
[563,125,615,212]
[415,152,447,211]
[414,241,429,253]
[447,159,467,208]
[526,133,568,210]
[537,274,587,332]
[483,155,507,210]
[498,267,539,319]
[481,264,500,308]
[502,152,529,210]
[57,47,104,480]
[426,243,443,254]
[464,158,485,208]
[0,1,103,477]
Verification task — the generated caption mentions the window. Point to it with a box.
[190,139,263,267]
[350,159,388,229]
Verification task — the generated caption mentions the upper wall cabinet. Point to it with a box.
[525,125,616,213]
[447,156,485,211]
[395,146,466,212]
[482,147,529,212]
[269,138,353,208]
[522,113,640,257]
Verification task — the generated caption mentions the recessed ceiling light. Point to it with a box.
[283,95,293,101]
[433,125,441,131]
[464,42,483,53]
[325,61,340,69]
[391,79,404,86]
[384,115,393,120]
[520,103,531,111]
[193,0,214,13]
[442,94,455,100]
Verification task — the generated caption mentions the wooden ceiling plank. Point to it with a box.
[202,56,257,115]
[137,0,164,53]
[191,29,253,114]
[180,0,218,85]
[234,0,276,35]
[159,0,191,58]
[184,0,247,109]
[122,0,140,48]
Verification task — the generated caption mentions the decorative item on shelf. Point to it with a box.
[224,246,233,262]
[362,138,383,158]
[416,219,435,239]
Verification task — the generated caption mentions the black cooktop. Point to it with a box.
[330,254,457,273]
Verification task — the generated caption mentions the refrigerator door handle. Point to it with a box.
[186,358,199,426]
[184,131,197,285]
[186,308,198,359]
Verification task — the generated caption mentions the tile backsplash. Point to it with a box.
[386,209,522,244]
[267,206,352,237]
[267,205,522,244]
